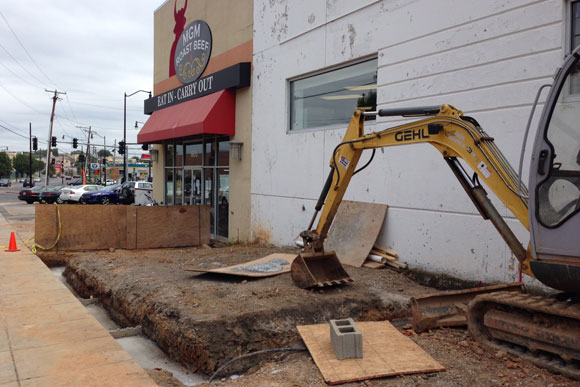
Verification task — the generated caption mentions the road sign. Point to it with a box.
[90,163,99,170]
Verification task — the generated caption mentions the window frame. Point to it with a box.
[565,0,580,102]
[287,56,378,134]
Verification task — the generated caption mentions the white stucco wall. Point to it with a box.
[251,0,566,287]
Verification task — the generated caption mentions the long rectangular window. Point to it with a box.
[290,58,377,131]
[570,1,580,95]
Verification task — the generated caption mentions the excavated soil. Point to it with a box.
[63,244,424,375]
[60,244,575,386]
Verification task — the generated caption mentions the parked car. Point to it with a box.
[119,181,153,204]
[80,184,122,205]
[40,185,66,204]
[0,178,11,187]
[19,178,26,183]
[67,178,83,186]
[18,185,44,204]
[65,175,72,180]
[23,179,34,188]
[33,177,41,182]
[59,185,102,203]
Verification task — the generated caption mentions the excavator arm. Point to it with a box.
[293,104,533,288]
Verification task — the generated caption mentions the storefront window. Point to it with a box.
[218,138,229,166]
[166,168,174,204]
[204,167,215,233]
[290,58,377,131]
[175,168,183,205]
[166,143,174,167]
[164,137,230,238]
[175,144,184,167]
[204,139,216,166]
[185,142,203,165]
[217,168,229,237]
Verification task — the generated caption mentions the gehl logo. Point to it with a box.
[394,123,443,142]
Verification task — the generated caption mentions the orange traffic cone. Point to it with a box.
[5,232,20,252]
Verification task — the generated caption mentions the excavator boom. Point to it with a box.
[292,104,532,288]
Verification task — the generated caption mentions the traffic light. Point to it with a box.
[51,136,57,147]
[141,143,149,150]
[72,138,78,148]
[102,158,106,165]
[78,154,85,163]
[32,137,38,151]
[118,141,125,155]
[51,158,55,165]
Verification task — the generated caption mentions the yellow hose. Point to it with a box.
[31,205,62,254]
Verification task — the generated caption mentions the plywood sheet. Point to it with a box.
[34,205,210,251]
[297,321,444,385]
[184,253,297,278]
[136,206,209,249]
[35,205,127,251]
[325,201,387,267]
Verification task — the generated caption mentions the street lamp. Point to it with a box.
[124,90,151,182]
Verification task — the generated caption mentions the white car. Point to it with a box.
[59,185,102,203]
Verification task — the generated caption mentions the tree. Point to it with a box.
[12,153,31,177]
[0,152,12,178]
[33,159,45,175]
[98,149,112,158]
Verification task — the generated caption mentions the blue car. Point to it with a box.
[80,184,122,205]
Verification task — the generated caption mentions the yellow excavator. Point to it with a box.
[291,47,580,378]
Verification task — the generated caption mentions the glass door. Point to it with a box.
[183,168,202,205]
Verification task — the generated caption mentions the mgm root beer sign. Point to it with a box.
[174,20,212,84]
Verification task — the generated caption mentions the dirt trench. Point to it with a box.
[62,244,426,375]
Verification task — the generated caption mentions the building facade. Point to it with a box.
[251,0,575,287]
[139,0,253,241]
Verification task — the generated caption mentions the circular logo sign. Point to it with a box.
[174,20,212,84]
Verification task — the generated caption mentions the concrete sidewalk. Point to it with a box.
[0,213,156,386]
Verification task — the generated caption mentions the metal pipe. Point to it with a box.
[377,106,441,117]
[308,167,335,230]
[471,186,527,263]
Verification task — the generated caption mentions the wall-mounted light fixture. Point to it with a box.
[229,140,243,160]
[150,149,159,162]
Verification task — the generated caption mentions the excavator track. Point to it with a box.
[468,291,580,380]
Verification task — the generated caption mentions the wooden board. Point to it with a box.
[325,201,388,267]
[34,205,210,251]
[136,205,210,249]
[297,321,445,385]
[184,253,298,278]
[362,261,385,269]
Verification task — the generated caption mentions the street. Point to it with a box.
[0,183,35,243]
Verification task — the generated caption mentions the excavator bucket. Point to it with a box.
[291,251,353,288]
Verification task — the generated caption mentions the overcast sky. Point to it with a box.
[0,0,162,157]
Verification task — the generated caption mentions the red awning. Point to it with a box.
[137,89,235,143]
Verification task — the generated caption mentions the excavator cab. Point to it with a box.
[528,47,580,292]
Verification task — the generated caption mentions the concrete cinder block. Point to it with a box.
[330,318,363,360]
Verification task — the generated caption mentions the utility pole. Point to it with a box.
[113,139,117,182]
[103,136,106,185]
[44,89,66,186]
[76,125,91,183]
[28,123,32,187]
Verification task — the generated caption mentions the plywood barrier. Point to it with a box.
[34,205,211,251]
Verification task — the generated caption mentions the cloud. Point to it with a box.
[0,0,159,155]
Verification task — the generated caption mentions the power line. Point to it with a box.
[0,60,40,89]
[0,11,56,87]
[0,80,44,113]
[0,41,48,88]
[0,123,30,140]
